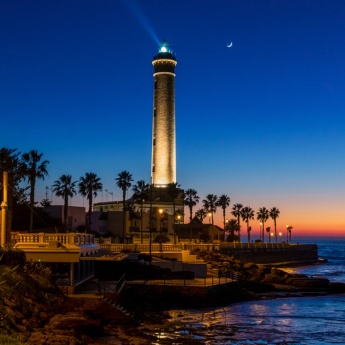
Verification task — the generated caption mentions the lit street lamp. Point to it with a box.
[208,212,211,224]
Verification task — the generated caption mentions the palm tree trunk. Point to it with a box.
[140,201,143,244]
[247,221,250,244]
[274,219,277,243]
[262,221,265,242]
[122,189,126,242]
[189,206,193,242]
[29,180,35,232]
[64,195,68,231]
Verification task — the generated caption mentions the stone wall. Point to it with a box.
[220,244,318,264]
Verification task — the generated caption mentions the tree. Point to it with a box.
[78,172,103,232]
[40,198,52,208]
[22,150,49,232]
[202,194,218,242]
[287,225,293,243]
[256,207,269,242]
[231,203,243,242]
[52,174,77,231]
[266,227,271,243]
[269,207,280,243]
[115,170,133,242]
[195,208,207,223]
[167,182,181,244]
[216,194,230,230]
[241,206,255,243]
[132,180,149,243]
[184,189,199,242]
[225,219,239,242]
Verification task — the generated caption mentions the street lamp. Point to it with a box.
[286,224,289,242]
[159,208,164,235]
[176,214,181,244]
[208,212,211,224]
[279,232,282,242]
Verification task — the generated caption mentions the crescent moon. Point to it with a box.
[227,42,233,48]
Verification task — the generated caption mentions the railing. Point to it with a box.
[220,242,291,249]
[129,275,236,287]
[11,232,96,246]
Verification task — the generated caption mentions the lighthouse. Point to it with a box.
[151,40,177,187]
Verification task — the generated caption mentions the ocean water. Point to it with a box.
[156,239,345,345]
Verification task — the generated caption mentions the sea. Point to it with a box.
[149,238,345,345]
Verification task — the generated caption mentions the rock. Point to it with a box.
[243,262,257,269]
[328,282,345,293]
[286,278,330,289]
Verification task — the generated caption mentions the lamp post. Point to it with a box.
[208,212,211,224]
[279,232,282,243]
[270,232,274,244]
[159,208,164,235]
[176,214,181,244]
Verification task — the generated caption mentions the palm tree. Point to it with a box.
[241,206,255,243]
[115,170,133,242]
[52,174,77,231]
[225,219,239,242]
[231,203,243,242]
[167,182,181,244]
[132,180,149,243]
[78,172,103,232]
[184,189,199,242]
[266,227,271,243]
[216,194,230,230]
[256,207,269,242]
[22,150,49,232]
[202,194,218,242]
[269,207,280,243]
[287,225,293,243]
[195,208,207,223]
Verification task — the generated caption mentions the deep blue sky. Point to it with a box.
[1,0,345,236]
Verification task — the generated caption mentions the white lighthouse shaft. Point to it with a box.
[151,41,177,187]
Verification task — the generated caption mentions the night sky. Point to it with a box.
[1,0,345,238]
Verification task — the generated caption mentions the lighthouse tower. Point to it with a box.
[151,40,177,187]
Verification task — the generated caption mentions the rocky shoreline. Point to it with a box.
[2,249,345,345]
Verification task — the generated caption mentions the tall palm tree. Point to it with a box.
[78,172,103,232]
[269,207,280,243]
[202,194,218,242]
[287,225,293,243]
[195,208,207,223]
[231,203,243,242]
[132,180,149,243]
[167,182,181,244]
[22,150,49,232]
[225,219,239,242]
[184,189,199,242]
[52,174,77,231]
[241,206,255,243]
[115,170,133,242]
[216,194,230,230]
[256,207,269,242]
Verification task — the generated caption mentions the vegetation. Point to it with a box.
[52,174,77,231]
[132,180,149,243]
[0,146,286,242]
[270,207,280,243]
[231,203,243,242]
[116,170,133,242]
[78,172,103,232]
[216,194,230,230]
[21,150,49,232]
[167,182,181,244]
[241,206,255,243]
[257,207,270,242]
[184,189,199,242]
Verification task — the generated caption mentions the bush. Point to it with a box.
[0,335,25,345]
